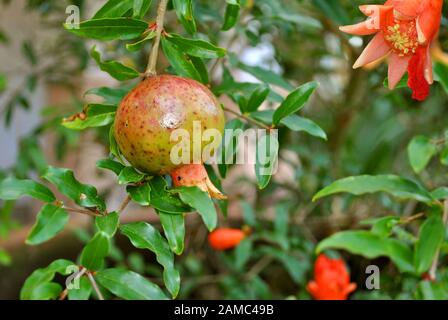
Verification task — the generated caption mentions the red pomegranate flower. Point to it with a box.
[307,254,357,300]
[340,0,444,101]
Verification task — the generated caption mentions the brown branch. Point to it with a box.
[87,272,104,301]
[117,195,132,213]
[145,0,169,77]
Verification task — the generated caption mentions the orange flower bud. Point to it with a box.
[307,254,357,300]
[208,228,246,251]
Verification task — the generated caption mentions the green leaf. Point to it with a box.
[414,214,445,274]
[85,87,129,105]
[30,283,63,300]
[222,0,240,31]
[80,232,110,271]
[68,277,92,301]
[273,81,318,125]
[407,136,437,174]
[21,259,73,300]
[95,212,120,237]
[161,37,201,81]
[90,46,140,81]
[0,178,55,202]
[317,231,415,273]
[62,104,117,130]
[440,147,448,166]
[245,85,270,113]
[313,175,434,203]
[43,166,106,211]
[120,222,180,298]
[96,268,168,300]
[0,248,11,266]
[281,114,327,140]
[218,119,245,178]
[176,187,217,231]
[127,183,151,206]
[255,134,279,189]
[109,125,124,162]
[118,167,146,185]
[166,34,226,59]
[361,216,400,238]
[149,177,191,214]
[133,0,152,19]
[418,280,448,300]
[93,0,134,18]
[96,159,125,176]
[159,212,185,255]
[190,56,209,84]
[431,187,448,200]
[126,31,156,52]
[172,0,196,34]
[26,204,69,245]
[434,62,448,93]
[64,18,148,41]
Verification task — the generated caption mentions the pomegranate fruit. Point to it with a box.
[208,228,246,251]
[114,75,226,198]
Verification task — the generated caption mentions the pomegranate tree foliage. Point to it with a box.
[0,0,447,300]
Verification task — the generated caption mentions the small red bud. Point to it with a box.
[208,228,246,251]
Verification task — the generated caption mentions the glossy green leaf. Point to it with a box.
[91,46,140,81]
[133,0,152,19]
[234,239,252,271]
[159,212,185,255]
[281,114,327,140]
[80,232,110,271]
[120,222,180,298]
[26,204,69,245]
[317,231,415,273]
[176,187,217,231]
[95,212,120,237]
[166,34,226,59]
[96,159,125,176]
[222,0,240,31]
[118,167,146,185]
[0,178,55,202]
[408,136,437,174]
[68,277,92,301]
[414,214,445,274]
[149,177,191,214]
[96,268,168,300]
[64,18,148,41]
[126,31,156,52]
[273,81,319,125]
[62,104,117,130]
[218,119,245,178]
[30,283,62,300]
[161,37,201,81]
[127,183,151,206]
[172,0,196,34]
[93,0,134,18]
[245,85,270,113]
[43,166,106,211]
[21,259,73,300]
[313,175,434,203]
[255,133,279,189]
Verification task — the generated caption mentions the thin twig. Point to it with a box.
[222,106,271,130]
[400,212,425,225]
[59,267,87,300]
[63,206,101,217]
[429,200,448,280]
[117,195,132,213]
[244,256,274,280]
[145,0,169,77]
[87,272,104,301]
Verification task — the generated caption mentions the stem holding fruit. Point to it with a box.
[145,0,169,77]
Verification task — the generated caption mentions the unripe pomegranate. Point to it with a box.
[208,228,246,251]
[114,75,225,198]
